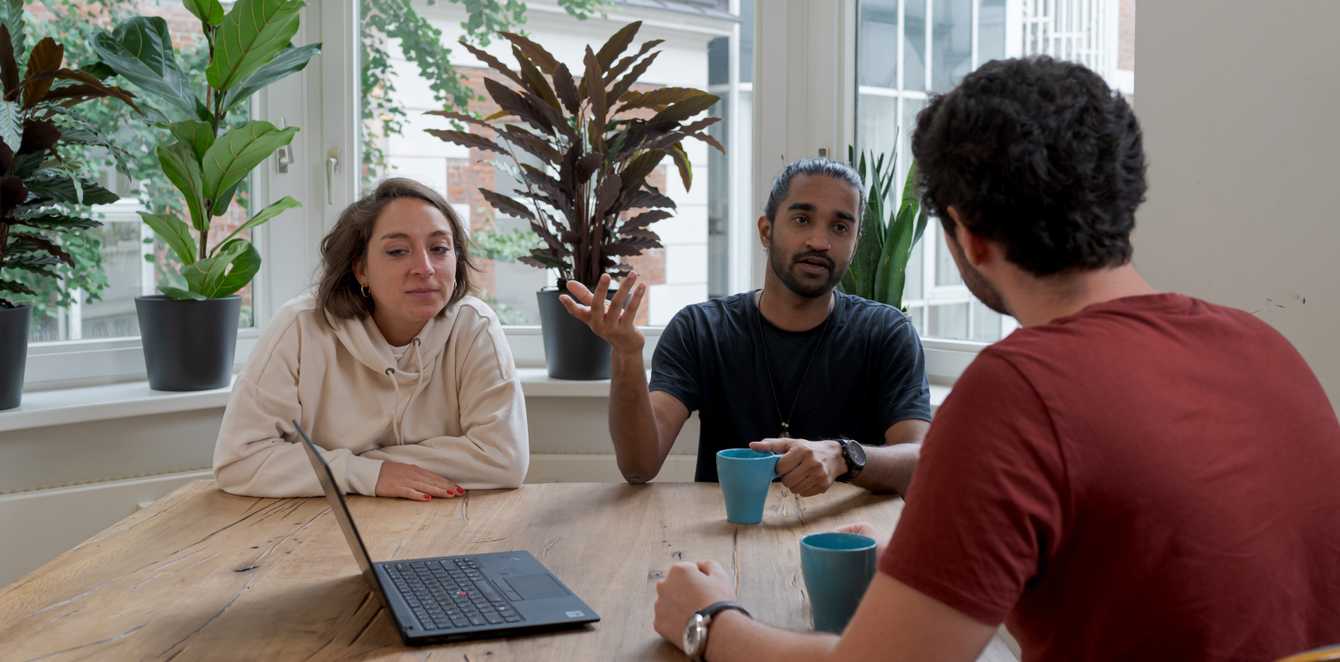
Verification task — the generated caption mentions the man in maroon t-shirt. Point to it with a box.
[650,56,1340,662]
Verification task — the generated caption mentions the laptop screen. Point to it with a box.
[294,421,381,588]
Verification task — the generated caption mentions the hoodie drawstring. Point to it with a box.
[385,337,428,446]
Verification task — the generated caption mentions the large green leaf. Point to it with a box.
[91,17,197,119]
[182,238,256,298]
[183,0,225,26]
[207,0,304,91]
[210,239,261,297]
[201,120,299,200]
[220,43,319,112]
[139,211,197,266]
[211,179,242,217]
[167,120,215,161]
[157,141,209,233]
[217,195,299,247]
[159,285,206,301]
[874,165,927,309]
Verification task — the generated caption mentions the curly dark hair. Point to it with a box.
[912,56,1147,276]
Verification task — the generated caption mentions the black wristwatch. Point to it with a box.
[834,437,867,482]
[682,601,751,661]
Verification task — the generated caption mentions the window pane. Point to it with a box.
[928,302,969,339]
[979,0,1008,63]
[904,240,925,302]
[361,5,747,326]
[857,94,899,162]
[932,0,973,90]
[970,300,1002,342]
[935,228,964,286]
[859,0,899,88]
[904,0,928,90]
[740,0,755,83]
[24,4,255,344]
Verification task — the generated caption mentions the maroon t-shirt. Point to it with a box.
[881,294,1340,661]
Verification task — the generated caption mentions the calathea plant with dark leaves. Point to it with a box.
[0,16,138,310]
[428,20,724,288]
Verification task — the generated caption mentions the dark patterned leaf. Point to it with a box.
[669,143,692,191]
[501,126,561,164]
[604,236,659,256]
[595,21,641,68]
[52,69,138,110]
[620,209,672,232]
[500,31,560,74]
[8,231,73,265]
[595,173,622,220]
[0,279,36,296]
[513,46,562,116]
[24,171,117,205]
[0,26,17,97]
[604,39,662,86]
[582,46,606,127]
[575,152,602,182]
[552,63,580,115]
[518,163,568,206]
[483,77,553,135]
[22,38,63,108]
[479,188,535,221]
[11,212,100,231]
[607,51,659,104]
[3,253,60,279]
[425,109,488,128]
[692,131,726,153]
[618,87,713,113]
[17,120,59,156]
[620,150,666,187]
[649,93,720,128]
[458,40,525,88]
[425,128,506,155]
[519,253,564,270]
[624,187,676,210]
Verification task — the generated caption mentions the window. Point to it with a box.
[854,0,1134,344]
[21,2,258,346]
[358,0,754,327]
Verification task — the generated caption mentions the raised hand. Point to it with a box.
[558,272,649,356]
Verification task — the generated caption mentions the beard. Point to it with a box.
[768,241,845,299]
[946,237,1011,315]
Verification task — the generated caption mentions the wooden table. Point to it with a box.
[0,482,1017,661]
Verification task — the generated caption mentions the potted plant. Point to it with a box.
[0,19,138,410]
[430,20,723,379]
[92,0,319,391]
[840,145,929,311]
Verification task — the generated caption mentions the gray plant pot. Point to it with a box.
[0,304,30,410]
[136,295,241,391]
[536,287,616,380]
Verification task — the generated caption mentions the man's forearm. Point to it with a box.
[609,349,665,482]
[704,610,840,662]
[851,442,921,496]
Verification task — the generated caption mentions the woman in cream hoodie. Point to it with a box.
[213,178,528,500]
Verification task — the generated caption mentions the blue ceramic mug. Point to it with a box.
[800,532,878,633]
[716,449,779,525]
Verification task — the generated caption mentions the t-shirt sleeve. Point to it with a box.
[649,308,702,412]
[879,349,1068,625]
[876,316,933,428]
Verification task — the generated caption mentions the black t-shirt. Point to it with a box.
[650,291,931,482]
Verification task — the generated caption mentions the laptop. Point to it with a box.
[295,421,600,645]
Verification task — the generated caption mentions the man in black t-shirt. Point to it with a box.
[560,159,930,496]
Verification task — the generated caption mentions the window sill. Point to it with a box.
[1,370,951,435]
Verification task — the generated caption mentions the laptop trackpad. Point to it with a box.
[505,574,570,600]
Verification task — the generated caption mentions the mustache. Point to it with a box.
[792,252,834,270]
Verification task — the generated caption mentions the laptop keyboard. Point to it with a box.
[385,558,525,631]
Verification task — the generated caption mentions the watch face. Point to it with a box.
[847,439,867,467]
[683,614,707,656]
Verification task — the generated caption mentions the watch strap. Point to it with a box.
[691,601,752,661]
[836,438,862,482]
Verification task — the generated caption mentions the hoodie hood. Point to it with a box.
[327,299,460,380]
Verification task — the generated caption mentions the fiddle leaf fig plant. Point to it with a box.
[92,0,319,300]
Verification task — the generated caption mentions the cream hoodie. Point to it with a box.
[212,293,529,497]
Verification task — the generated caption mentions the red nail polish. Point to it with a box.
[423,495,431,501]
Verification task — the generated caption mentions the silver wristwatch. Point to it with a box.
[682,601,751,661]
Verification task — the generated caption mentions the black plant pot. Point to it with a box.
[0,305,31,410]
[136,295,241,391]
[536,287,617,380]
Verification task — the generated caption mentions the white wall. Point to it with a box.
[0,400,699,586]
[1135,2,1340,412]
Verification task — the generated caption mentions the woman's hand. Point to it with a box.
[375,461,464,501]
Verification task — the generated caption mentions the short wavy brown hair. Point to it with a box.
[317,178,476,319]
